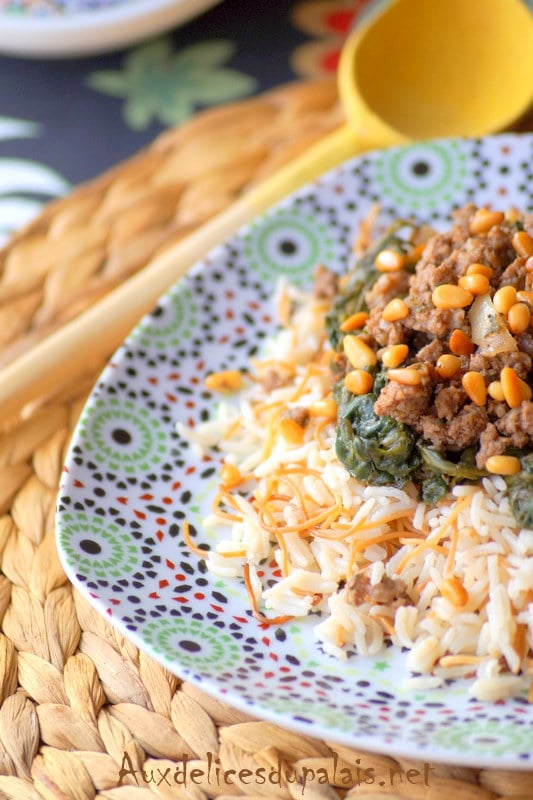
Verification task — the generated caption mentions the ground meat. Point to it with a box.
[415,338,445,364]
[445,404,489,451]
[468,351,532,383]
[329,352,349,383]
[476,423,511,469]
[434,384,466,421]
[365,272,410,310]
[495,402,533,449]
[374,364,433,426]
[345,572,409,608]
[366,306,407,347]
[417,404,488,451]
[314,265,338,300]
[259,368,287,391]
[282,406,310,428]
[500,257,528,290]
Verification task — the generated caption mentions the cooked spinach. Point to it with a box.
[334,374,488,499]
[325,221,415,351]
[334,377,420,487]
[505,454,533,528]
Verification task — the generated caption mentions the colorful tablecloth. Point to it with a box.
[0,0,362,245]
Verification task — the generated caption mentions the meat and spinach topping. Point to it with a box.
[324,205,533,527]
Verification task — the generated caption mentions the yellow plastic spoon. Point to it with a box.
[252,0,533,203]
[0,0,531,419]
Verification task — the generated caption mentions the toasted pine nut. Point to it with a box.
[432,284,473,309]
[205,369,243,392]
[512,230,533,258]
[340,311,369,331]
[405,242,426,264]
[462,371,487,406]
[500,366,523,408]
[449,329,475,356]
[279,416,305,445]
[441,577,469,607]
[487,380,505,402]
[345,369,374,395]
[485,454,521,475]
[220,463,242,487]
[493,285,517,314]
[343,335,378,369]
[382,298,410,322]
[469,208,504,234]
[505,207,521,223]
[308,399,338,418]
[466,262,494,278]
[436,354,461,379]
[517,290,533,306]
[519,377,532,401]
[458,273,490,295]
[375,249,406,272]
[381,344,409,368]
[387,368,422,386]
[507,302,531,334]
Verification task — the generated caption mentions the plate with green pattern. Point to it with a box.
[56,134,533,769]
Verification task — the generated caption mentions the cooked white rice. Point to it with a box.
[178,279,533,702]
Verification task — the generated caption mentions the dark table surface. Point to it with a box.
[0,0,362,246]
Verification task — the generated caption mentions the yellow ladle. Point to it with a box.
[0,0,532,419]
[252,0,533,204]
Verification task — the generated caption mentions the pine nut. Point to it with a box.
[449,329,475,356]
[205,369,243,392]
[519,377,532,401]
[436,354,461,378]
[220,463,242,487]
[279,416,305,445]
[387,368,422,386]
[493,285,517,314]
[517,290,533,306]
[343,335,378,368]
[441,577,469,607]
[512,230,533,258]
[375,249,405,272]
[381,344,409,368]
[466,262,494,278]
[507,302,531,334]
[462,371,487,406]
[345,369,374,395]
[487,381,505,402]
[405,242,426,265]
[500,366,523,408]
[308,399,338,418]
[432,284,473,309]
[382,298,410,322]
[485,455,521,475]
[340,311,369,331]
[458,274,490,295]
[469,208,504,234]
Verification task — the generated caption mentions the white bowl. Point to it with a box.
[0,0,223,59]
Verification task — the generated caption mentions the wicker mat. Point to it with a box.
[0,79,532,800]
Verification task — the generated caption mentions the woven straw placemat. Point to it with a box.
[0,79,532,800]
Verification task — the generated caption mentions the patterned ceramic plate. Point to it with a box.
[0,0,222,58]
[56,134,533,769]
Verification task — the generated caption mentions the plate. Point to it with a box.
[56,134,533,769]
[0,0,222,58]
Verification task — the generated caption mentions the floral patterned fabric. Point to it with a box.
[0,0,360,244]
